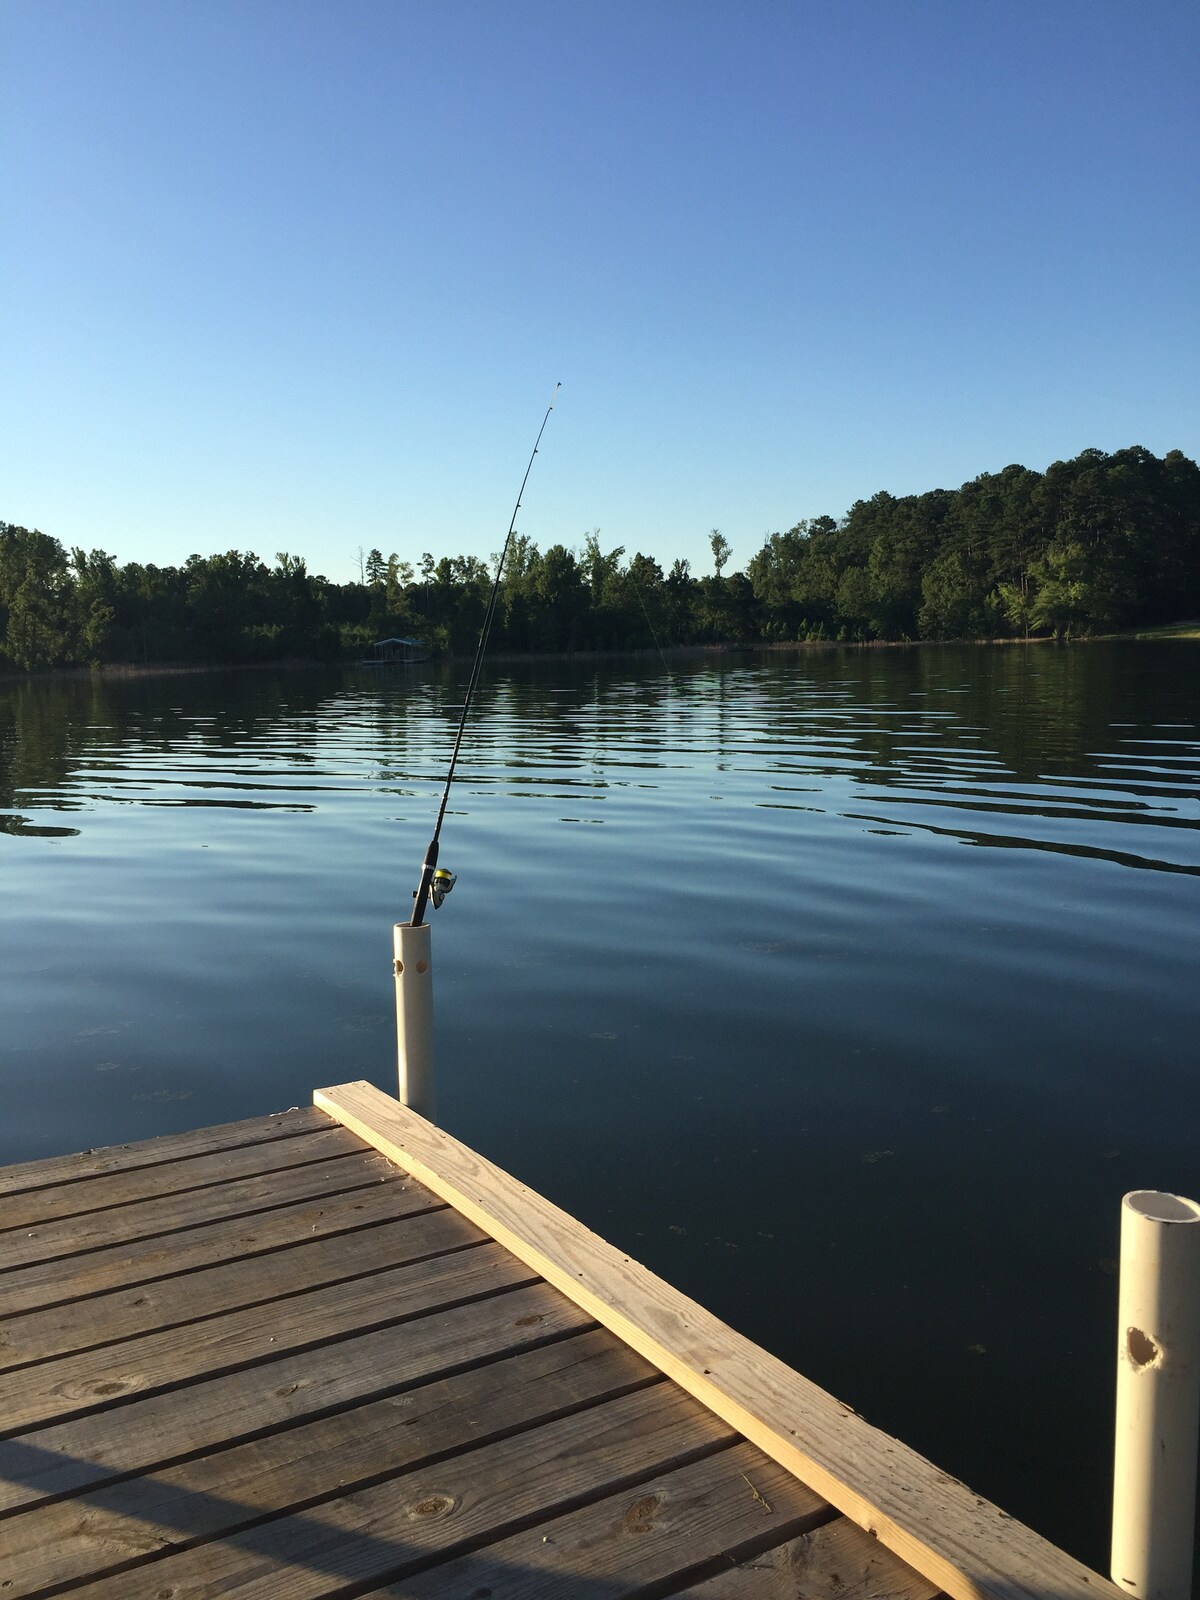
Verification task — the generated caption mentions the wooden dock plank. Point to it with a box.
[317,1079,1124,1600]
[1,1330,655,1597]
[367,1440,831,1599]
[0,1175,430,1319]
[0,1121,366,1233]
[0,1105,329,1197]
[0,1230,531,1437]
[0,1144,398,1272]
[59,1384,736,1600]
[0,1280,593,1515]
[0,1199,454,1370]
[677,1514,945,1600]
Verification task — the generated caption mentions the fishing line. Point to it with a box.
[627,558,675,684]
[409,384,560,927]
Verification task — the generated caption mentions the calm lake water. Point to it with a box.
[2,643,1198,1571]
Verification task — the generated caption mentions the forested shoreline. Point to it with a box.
[3,445,1197,673]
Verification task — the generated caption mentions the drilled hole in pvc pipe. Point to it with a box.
[1127,1326,1161,1370]
[1126,1190,1200,1224]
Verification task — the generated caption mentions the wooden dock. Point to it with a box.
[0,1080,1124,1599]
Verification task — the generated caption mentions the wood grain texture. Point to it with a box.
[0,1175,432,1320]
[316,1080,1122,1600]
[0,1198,451,1369]
[0,1227,527,1437]
[365,1440,830,1599]
[0,1144,398,1271]
[0,1279,591,1514]
[0,1106,329,1197]
[63,1383,735,1600]
[1,1331,654,1597]
[678,1513,945,1599]
[0,1121,366,1233]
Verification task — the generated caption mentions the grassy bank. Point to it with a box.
[1126,619,1200,639]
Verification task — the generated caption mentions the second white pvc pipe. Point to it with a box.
[1111,1188,1200,1600]
[393,920,435,1122]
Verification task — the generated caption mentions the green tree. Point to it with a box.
[664,557,695,642]
[834,566,875,638]
[791,521,841,633]
[747,525,814,638]
[918,549,992,638]
[6,572,65,669]
[534,544,585,650]
[185,550,271,660]
[384,554,414,621]
[582,530,627,648]
[495,535,540,651]
[71,548,119,661]
[3,442,1195,667]
[0,525,73,669]
[1028,543,1089,637]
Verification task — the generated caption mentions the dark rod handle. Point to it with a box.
[410,836,440,927]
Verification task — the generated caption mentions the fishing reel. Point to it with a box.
[429,867,457,910]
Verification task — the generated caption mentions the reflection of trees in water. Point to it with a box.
[0,812,79,837]
[0,663,584,816]
[455,646,1199,805]
[1,649,1195,867]
[910,644,1198,792]
[752,645,1200,870]
[0,670,349,813]
[0,678,97,810]
[734,645,1196,793]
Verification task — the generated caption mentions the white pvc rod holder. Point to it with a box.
[393,921,435,1122]
[1111,1189,1200,1600]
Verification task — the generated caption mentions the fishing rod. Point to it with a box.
[409,383,561,928]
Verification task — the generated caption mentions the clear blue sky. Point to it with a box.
[3,0,1197,583]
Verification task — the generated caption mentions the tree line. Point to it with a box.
[2,445,1197,673]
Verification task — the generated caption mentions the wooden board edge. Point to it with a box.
[676,1508,944,1599]
[315,1080,1121,1600]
